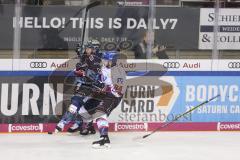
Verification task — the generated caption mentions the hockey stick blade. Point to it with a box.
[142,134,151,139]
[132,134,150,141]
[134,94,221,140]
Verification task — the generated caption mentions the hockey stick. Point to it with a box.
[57,1,101,34]
[81,0,101,39]
[80,1,101,49]
[134,94,221,140]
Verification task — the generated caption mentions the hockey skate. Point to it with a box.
[67,123,81,135]
[92,135,110,149]
[80,122,96,135]
[54,122,64,133]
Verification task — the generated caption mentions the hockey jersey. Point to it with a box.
[100,65,126,97]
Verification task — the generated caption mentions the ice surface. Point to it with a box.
[0,132,239,160]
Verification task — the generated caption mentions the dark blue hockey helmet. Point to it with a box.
[91,39,101,49]
[85,40,100,49]
[85,42,94,49]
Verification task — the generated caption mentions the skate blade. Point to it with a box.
[92,143,111,149]
[66,131,80,136]
[47,131,65,136]
[80,132,96,136]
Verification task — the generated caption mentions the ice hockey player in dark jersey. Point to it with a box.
[54,40,102,135]
[55,44,126,149]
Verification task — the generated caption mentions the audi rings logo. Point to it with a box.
[163,62,180,69]
[228,62,240,69]
[30,62,47,68]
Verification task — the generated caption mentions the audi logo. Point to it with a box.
[163,62,180,69]
[30,62,47,68]
[228,62,240,69]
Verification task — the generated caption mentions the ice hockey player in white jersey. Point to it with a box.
[89,51,126,148]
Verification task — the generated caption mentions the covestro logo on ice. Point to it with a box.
[8,124,43,132]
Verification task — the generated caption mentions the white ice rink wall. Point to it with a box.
[0,59,240,133]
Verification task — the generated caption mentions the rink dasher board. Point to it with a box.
[1,59,240,133]
[1,73,239,121]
